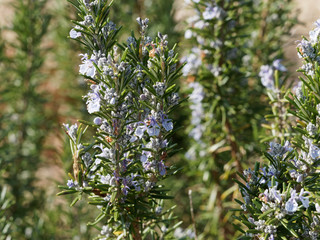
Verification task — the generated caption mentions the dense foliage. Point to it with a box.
[59,0,183,238]
[236,20,320,240]
[2,0,319,239]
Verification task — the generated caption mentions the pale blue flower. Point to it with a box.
[101,225,112,237]
[182,48,202,76]
[203,6,226,20]
[296,174,303,182]
[126,36,136,48]
[309,19,320,44]
[100,175,112,185]
[155,206,162,214]
[79,54,96,78]
[130,135,137,142]
[188,82,205,141]
[269,186,282,203]
[122,177,130,195]
[268,141,292,158]
[158,161,166,176]
[302,62,315,76]
[135,125,147,138]
[307,122,317,136]
[285,197,298,214]
[162,118,173,131]
[147,118,160,137]
[196,36,205,45]
[85,85,101,114]
[189,124,205,141]
[82,152,92,167]
[259,65,274,90]
[309,28,320,44]
[70,26,82,39]
[140,150,152,171]
[272,59,287,72]
[309,144,320,160]
[67,179,77,188]
[84,15,94,26]
[299,189,309,208]
[298,39,315,59]
[194,20,206,29]
[93,117,102,125]
[63,123,78,141]
[184,29,193,39]
[147,124,160,136]
[96,147,112,160]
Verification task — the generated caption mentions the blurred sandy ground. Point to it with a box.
[0,0,13,28]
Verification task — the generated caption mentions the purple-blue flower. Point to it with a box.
[272,59,287,72]
[182,47,202,76]
[79,54,96,78]
[93,117,102,125]
[141,150,152,171]
[203,6,226,20]
[285,197,298,214]
[162,118,173,131]
[70,25,82,39]
[259,65,274,90]
[67,179,77,188]
[147,118,160,137]
[298,189,309,208]
[158,161,166,176]
[135,125,147,139]
[297,39,315,59]
[309,144,320,160]
[85,85,101,114]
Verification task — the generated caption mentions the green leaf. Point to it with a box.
[280,219,299,238]
[56,189,77,196]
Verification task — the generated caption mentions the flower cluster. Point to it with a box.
[181,0,269,238]
[188,82,205,142]
[258,58,292,142]
[259,59,287,91]
[59,1,182,239]
[236,19,320,240]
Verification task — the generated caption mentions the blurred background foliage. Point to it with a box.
[170,0,298,239]
[0,0,315,239]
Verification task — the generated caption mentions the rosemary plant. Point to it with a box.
[259,59,294,143]
[181,0,268,238]
[59,0,183,239]
[179,0,298,239]
[0,0,53,238]
[243,0,298,75]
[110,0,180,46]
[236,19,320,240]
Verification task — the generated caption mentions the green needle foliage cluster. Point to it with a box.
[0,0,55,238]
[236,20,320,239]
[243,0,298,74]
[0,185,14,239]
[178,0,298,239]
[0,0,307,238]
[258,60,294,144]
[110,0,181,46]
[59,0,183,238]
